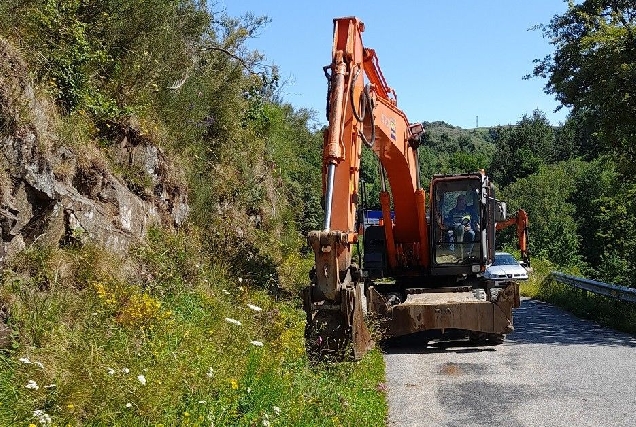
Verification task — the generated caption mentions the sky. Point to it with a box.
[220,1,571,129]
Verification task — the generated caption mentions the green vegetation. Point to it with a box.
[513,0,636,289]
[519,258,636,335]
[530,0,636,169]
[509,0,636,325]
[419,121,495,183]
[0,1,385,425]
[0,235,386,426]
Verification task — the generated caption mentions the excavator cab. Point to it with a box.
[429,173,496,277]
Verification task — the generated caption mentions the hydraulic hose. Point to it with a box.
[360,84,376,148]
[350,66,366,122]
[323,65,332,121]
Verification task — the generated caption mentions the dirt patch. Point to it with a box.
[439,362,463,376]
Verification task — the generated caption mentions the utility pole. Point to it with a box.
[476,115,479,128]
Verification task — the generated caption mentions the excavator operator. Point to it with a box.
[445,194,479,253]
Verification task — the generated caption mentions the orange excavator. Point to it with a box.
[303,17,529,359]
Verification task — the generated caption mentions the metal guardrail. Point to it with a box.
[552,272,636,303]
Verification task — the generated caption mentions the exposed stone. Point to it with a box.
[0,36,188,265]
[1,234,25,263]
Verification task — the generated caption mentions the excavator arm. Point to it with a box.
[496,208,530,267]
[309,17,427,299]
[305,17,427,358]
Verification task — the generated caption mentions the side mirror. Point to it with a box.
[495,200,507,222]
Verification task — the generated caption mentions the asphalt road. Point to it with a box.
[384,297,636,427]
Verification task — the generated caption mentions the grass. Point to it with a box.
[519,257,636,335]
[0,231,387,426]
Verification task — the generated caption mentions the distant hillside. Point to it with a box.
[415,120,497,186]
[422,120,494,151]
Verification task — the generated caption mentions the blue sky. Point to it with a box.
[220,1,570,129]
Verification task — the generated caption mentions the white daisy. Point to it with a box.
[33,409,51,425]
[225,317,242,326]
[25,380,39,390]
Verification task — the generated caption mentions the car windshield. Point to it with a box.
[493,254,518,266]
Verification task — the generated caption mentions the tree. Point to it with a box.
[360,146,383,210]
[489,110,556,187]
[571,158,636,287]
[554,109,604,161]
[530,0,636,168]
[528,1,636,286]
[500,160,584,268]
[416,122,495,187]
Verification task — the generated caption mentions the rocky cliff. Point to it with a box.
[0,37,188,265]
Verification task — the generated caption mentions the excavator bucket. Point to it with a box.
[303,284,374,361]
[348,283,374,359]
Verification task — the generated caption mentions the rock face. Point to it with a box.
[0,37,188,265]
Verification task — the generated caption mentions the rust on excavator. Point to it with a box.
[304,16,529,361]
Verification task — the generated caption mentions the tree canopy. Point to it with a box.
[530,0,636,168]
[488,110,556,187]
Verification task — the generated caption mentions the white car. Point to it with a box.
[484,252,529,282]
